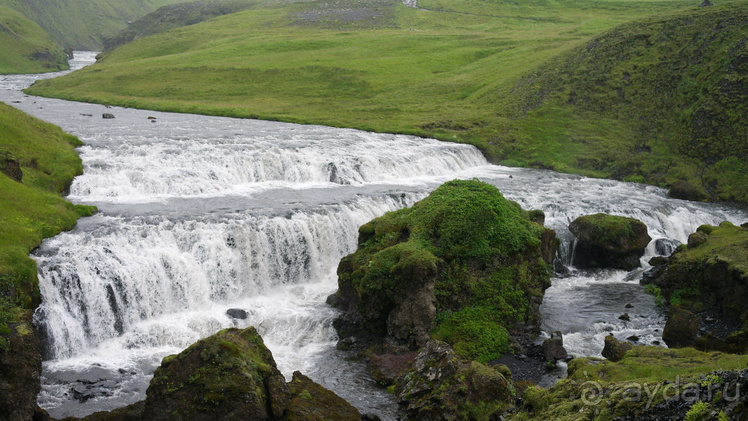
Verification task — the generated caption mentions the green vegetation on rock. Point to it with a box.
[22,0,748,203]
[511,346,748,421]
[332,179,556,362]
[0,102,95,352]
[0,6,68,74]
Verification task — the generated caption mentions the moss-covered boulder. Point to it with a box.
[395,340,513,421]
[646,222,748,352]
[668,180,708,202]
[569,213,651,270]
[141,327,290,420]
[330,179,558,362]
[601,335,633,362]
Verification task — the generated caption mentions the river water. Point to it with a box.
[1,52,746,419]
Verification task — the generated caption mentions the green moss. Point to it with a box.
[432,306,510,363]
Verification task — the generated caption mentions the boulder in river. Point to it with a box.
[668,180,707,201]
[329,179,558,362]
[102,113,115,119]
[569,213,651,270]
[601,335,633,362]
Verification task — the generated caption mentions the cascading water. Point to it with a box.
[1,52,746,420]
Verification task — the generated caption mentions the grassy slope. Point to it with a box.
[24,0,747,203]
[499,2,748,202]
[0,103,94,350]
[0,6,68,74]
[103,0,260,51]
[0,0,192,50]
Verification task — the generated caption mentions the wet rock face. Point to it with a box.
[0,312,42,421]
[569,213,651,270]
[395,340,512,421]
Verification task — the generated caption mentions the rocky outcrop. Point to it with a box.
[71,327,362,421]
[330,180,558,362]
[541,331,567,364]
[0,311,42,421]
[141,327,291,420]
[601,335,633,362]
[644,222,748,353]
[369,352,418,386]
[569,213,651,270]
[395,340,513,421]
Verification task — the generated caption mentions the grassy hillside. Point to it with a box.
[103,0,258,51]
[0,0,192,50]
[23,0,747,202]
[0,6,68,74]
[0,103,95,351]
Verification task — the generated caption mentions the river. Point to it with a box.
[1,52,746,420]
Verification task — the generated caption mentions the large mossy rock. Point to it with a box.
[284,371,362,421]
[395,340,513,421]
[141,327,291,420]
[330,179,558,362]
[645,221,748,352]
[569,213,651,270]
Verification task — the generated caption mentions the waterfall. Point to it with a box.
[1,53,746,420]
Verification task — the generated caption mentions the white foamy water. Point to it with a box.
[1,52,746,419]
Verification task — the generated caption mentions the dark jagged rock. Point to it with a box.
[395,340,512,421]
[569,213,651,270]
[283,371,361,421]
[369,352,418,386]
[541,331,567,364]
[102,113,115,119]
[225,308,248,319]
[668,180,707,201]
[0,312,42,421]
[329,180,558,363]
[662,305,699,348]
[618,313,631,321]
[601,335,633,362]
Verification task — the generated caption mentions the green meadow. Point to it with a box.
[25,0,748,202]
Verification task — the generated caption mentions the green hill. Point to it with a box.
[0,0,192,50]
[0,103,95,351]
[103,0,258,51]
[0,6,68,74]
[23,0,747,203]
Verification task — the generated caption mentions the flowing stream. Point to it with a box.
[2,52,746,419]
